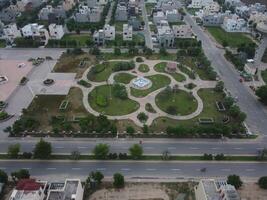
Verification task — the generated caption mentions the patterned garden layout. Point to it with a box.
[77,57,217,127]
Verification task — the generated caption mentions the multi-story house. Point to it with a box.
[48,24,65,39]
[75,5,101,22]
[157,20,174,48]
[93,24,115,45]
[188,0,214,9]
[222,14,247,32]
[123,24,133,41]
[153,11,167,25]
[62,0,77,11]
[115,4,128,21]
[104,24,115,40]
[166,9,181,23]
[203,1,220,14]
[21,23,50,44]
[39,5,66,21]
[203,12,229,26]
[2,23,21,42]
[173,25,194,38]
[249,11,267,24]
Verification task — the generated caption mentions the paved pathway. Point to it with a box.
[76,57,216,127]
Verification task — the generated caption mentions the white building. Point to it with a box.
[173,25,194,38]
[63,0,77,11]
[157,20,174,47]
[123,24,133,41]
[3,23,21,42]
[153,11,167,25]
[46,179,84,200]
[48,24,65,39]
[188,0,214,9]
[249,11,267,24]
[9,179,47,200]
[203,2,220,14]
[166,9,181,23]
[195,179,240,200]
[222,14,247,32]
[104,24,115,40]
[21,23,50,44]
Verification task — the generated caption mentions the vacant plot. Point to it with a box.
[238,182,267,200]
[114,73,136,84]
[24,87,87,130]
[53,53,96,78]
[207,27,253,48]
[131,74,171,97]
[88,85,139,116]
[156,89,198,116]
[62,34,91,47]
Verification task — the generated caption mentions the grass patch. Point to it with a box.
[105,34,145,47]
[0,39,6,48]
[114,73,136,84]
[154,62,167,72]
[114,21,125,32]
[138,64,150,72]
[62,34,91,47]
[207,27,253,48]
[154,62,186,82]
[131,74,171,97]
[261,69,267,84]
[186,8,200,15]
[155,90,198,116]
[88,85,139,116]
[53,53,96,79]
[172,73,186,82]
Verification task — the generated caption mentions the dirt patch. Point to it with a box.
[53,53,96,79]
[238,182,267,200]
[88,182,196,200]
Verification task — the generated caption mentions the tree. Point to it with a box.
[113,173,124,188]
[93,143,109,159]
[258,176,267,189]
[33,139,52,159]
[162,150,171,160]
[214,81,224,92]
[214,153,225,160]
[11,169,30,182]
[222,40,228,47]
[129,144,143,159]
[8,143,20,158]
[90,46,101,55]
[137,112,148,123]
[0,170,8,184]
[256,85,267,105]
[223,96,234,109]
[202,153,213,160]
[257,148,267,161]
[126,126,135,134]
[227,174,243,189]
[143,124,149,134]
[114,47,121,55]
[70,150,81,160]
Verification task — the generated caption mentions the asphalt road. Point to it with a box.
[141,0,153,49]
[0,160,266,181]
[0,138,265,156]
[184,14,267,135]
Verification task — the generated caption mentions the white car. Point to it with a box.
[18,63,26,68]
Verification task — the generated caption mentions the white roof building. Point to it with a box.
[123,24,133,41]
[188,0,214,9]
[21,23,50,44]
[104,24,115,40]
[249,11,267,24]
[46,179,84,200]
[222,14,248,32]
[157,20,174,47]
[62,0,77,11]
[203,2,220,14]
[3,23,21,41]
[153,11,167,24]
[48,24,65,39]
[173,25,194,38]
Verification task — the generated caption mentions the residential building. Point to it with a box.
[157,20,174,47]
[0,8,19,23]
[188,0,214,9]
[21,23,50,44]
[153,11,167,24]
[225,0,242,7]
[75,5,101,22]
[39,5,66,21]
[48,24,65,39]
[3,23,21,42]
[195,179,240,200]
[104,24,115,40]
[203,12,227,26]
[157,0,179,12]
[9,179,47,200]
[173,24,193,38]
[166,9,181,23]
[115,4,128,21]
[93,29,105,45]
[46,179,84,200]
[222,14,247,32]
[89,6,102,22]
[203,2,220,14]
[123,24,133,41]
[249,11,267,24]
[129,16,142,31]
[62,0,77,11]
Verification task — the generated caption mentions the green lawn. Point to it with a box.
[206,27,253,48]
[261,69,267,84]
[138,64,150,72]
[155,90,198,116]
[114,21,125,32]
[145,3,156,15]
[186,8,200,15]
[131,74,171,97]
[154,62,186,82]
[87,61,129,82]
[114,73,136,84]
[88,85,139,116]
[105,34,145,47]
[62,34,91,47]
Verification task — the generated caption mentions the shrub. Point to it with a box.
[137,112,148,122]
[96,95,108,107]
[0,111,8,120]
[112,84,128,99]
[112,61,135,71]
[256,85,267,105]
[113,173,125,188]
[227,175,243,189]
[129,144,143,159]
[258,176,267,189]
[136,57,143,62]
[202,153,213,160]
[214,153,225,160]
[126,126,135,134]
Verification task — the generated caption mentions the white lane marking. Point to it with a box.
[171,168,181,171]
[96,168,106,171]
[23,168,31,170]
[121,168,131,171]
[167,147,176,150]
[46,168,56,170]
[234,148,243,150]
[72,168,81,170]
[78,146,87,149]
[144,147,154,150]
[256,148,263,150]
[122,147,128,149]
[190,147,199,150]
[245,169,255,172]
[221,169,231,171]
[55,146,64,149]
[0,167,6,170]
[146,168,156,171]
[211,147,220,150]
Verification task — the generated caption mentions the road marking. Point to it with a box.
[46,168,56,170]
[167,147,176,150]
[234,148,243,150]
[256,148,263,150]
[0,167,6,170]
[211,147,220,150]
[78,146,87,149]
[55,146,64,149]
[96,168,106,171]
[245,169,255,172]
[144,147,154,150]
[72,168,81,170]
[221,169,231,171]
[121,147,128,150]
[171,168,181,171]
[146,168,156,171]
[121,168,131,171]
[22,168,31,170]
[190,147,199,150]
